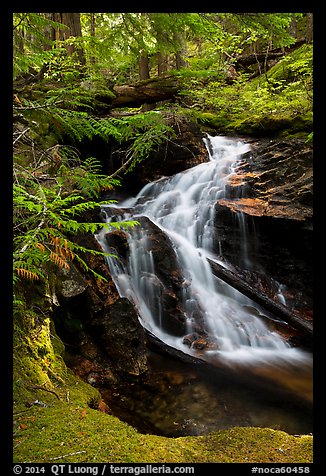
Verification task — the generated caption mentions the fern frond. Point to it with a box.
[49,251,70,270]
[15,268,40,281]
[36,242,46,253]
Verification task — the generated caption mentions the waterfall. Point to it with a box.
[96,135,311,370]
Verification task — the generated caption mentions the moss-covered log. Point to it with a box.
[111,75,179,108]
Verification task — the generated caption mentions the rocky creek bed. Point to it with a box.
[48,131,313,441]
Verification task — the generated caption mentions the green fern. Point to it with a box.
[15,90,176,173]
[13,159,138,287]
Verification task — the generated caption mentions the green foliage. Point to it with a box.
[305,132,313,143]
[14,88,177,174]
[13,13,65,79]
[59,156,121,199]
[43,49,82,82]
[230,13,298,49]
[266,43,313,84]
[13,12,311,86]
[117,112,177,172]
[184,44,312,135]
[13,155,138,287]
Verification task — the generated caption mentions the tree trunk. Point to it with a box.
[196,37,203,55]
[15,28,25,54]
[206,258,313,340]
[173,32,188,69]
[139,52,150,80]
[157,51,168,76]
[90,13,96,36]
[305,13,313,43]
[175,51,188,69]
[41,13,53,51]
[52,13,86,66]
[235,51,284,67]
[89,13,96,64]
[289,13,297,39]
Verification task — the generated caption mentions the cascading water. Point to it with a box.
[96,135,312,376]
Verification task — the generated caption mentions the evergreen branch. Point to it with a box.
[18,207,47,255]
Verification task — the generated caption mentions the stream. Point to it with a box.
[95,135,313,436]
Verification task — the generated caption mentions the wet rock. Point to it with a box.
[53,233,149,379]
[101,206,133,222]
[132,216,193,336]
[90,297,148,376]
[104,229,129,260]
[87,369,118,387]
[213,137,312,321]
[225,138,313,221]
[114,116,208,193]
[183,333,200,347]
[192,336,220,351]
[183,333,221,351]
[192,338,209,350]
[55,265,88,298]
[217,197,311,221]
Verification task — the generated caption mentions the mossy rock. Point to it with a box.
[13,401,313,463]
[268,44,313,83]
[227,113,312,138]
[13,309,313,464]
[185,110,229,133]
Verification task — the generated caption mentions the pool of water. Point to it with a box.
[100,347,313,437]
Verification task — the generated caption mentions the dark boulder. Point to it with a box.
[53,233,149,379]
[213,137,313,322]
[104,229,129,260]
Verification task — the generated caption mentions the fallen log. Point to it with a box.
[111,75,179,108]
[235,40,306,69]
[235,51,284,68]
[207,258,313,339]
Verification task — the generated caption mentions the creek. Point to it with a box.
[95,135,313,436]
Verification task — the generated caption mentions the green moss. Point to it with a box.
[267,44,313,83]
[181,43,313,138]
[193,111,229,130]
[13,401,313,463]
[13,308,313,464]
[226,112,312,137]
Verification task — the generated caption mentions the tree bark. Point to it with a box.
[174,32,188,69]
[89,13,96,64]
[206,258,313,339]
[139,52,150,80]
[52,13,86,66]
[235,51,284,67]
[305,13,313,43]
[289,13,297,39]
[157,51,169,76]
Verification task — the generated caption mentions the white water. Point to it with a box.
[96,136,312,370]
